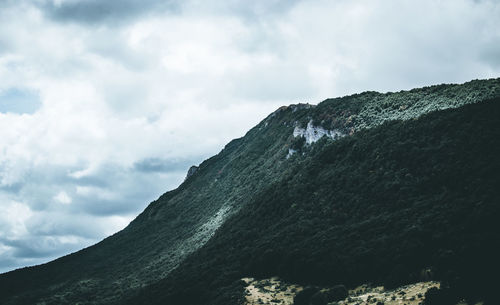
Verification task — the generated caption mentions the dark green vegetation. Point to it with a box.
[128,96,500,305]
[0,78,499,305]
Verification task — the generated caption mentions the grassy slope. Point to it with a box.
[128,97,500,305]
[0,78,499,304]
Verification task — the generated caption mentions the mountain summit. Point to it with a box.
[1,78,499,305]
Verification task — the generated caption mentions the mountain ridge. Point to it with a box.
[129,95,500,305]
[1,77,499,305]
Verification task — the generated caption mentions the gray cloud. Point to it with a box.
[0,39,9,54]
[0,182,23,194]
[0,256,19,271]
[0,159,195,272]
[39,0,179,25]
[133,157,194,173]
[480,41,500,69]
[3,161,194,215]
[2,238,65,259]
[190,0,303,21]
[37,0,303,25]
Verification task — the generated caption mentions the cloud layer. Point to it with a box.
[1,0,499,273]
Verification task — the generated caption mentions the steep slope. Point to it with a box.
[0,78,499,304]
[129,96,500,305]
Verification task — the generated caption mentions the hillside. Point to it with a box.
[0,78,499,305]
[128,95,500,305]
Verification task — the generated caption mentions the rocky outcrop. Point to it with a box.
[293,120,345,145]
[185,165,199,180]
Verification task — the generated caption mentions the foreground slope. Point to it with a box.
[0,78,499,304]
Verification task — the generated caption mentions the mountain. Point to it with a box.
[1,78,499,305]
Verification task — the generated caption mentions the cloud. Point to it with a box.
[39,0,180,25]
[0,88,41,114]
[37,0,302,25]
[54,191,72,204]
[133,157,194,173]
[0,161,189,272]
[0,0,499,273]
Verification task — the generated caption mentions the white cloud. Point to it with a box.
[1,201,32,238]
[54,191,72,204]
[0,0,499,272]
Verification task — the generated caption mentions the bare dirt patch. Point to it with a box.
[340,281,440,305]
[242,277,303,305]
[242,278,442,305]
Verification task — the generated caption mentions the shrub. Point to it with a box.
[324,285,348,302]
[424,287,459,305]
[293,286,319,305]
[310,291,327,305]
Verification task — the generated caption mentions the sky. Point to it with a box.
[0,0,499,273]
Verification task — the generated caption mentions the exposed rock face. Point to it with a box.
[185,165,199,180]
[293,120,344,145]
[286,148,297,159]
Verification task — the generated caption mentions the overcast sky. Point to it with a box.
[0,0,499,273]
